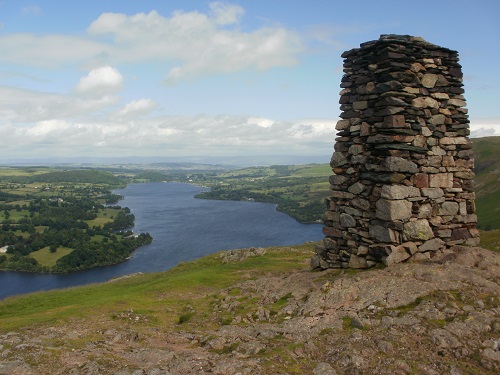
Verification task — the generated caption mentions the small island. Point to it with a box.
[0,168,152,273]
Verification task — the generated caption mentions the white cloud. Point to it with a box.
[75,66,124,95]
[469,118,500,138]
[116,98,158,118]
[209,2,244,25]
[0,4,302,82]
[0,86,119,123]
[0,34,106,66]
[470,127,498,138]
[87,6,302,83]
[26,119,70,137]
[0,113,335,158]
[247,117,274,128]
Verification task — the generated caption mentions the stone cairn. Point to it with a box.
[312,35,479,270]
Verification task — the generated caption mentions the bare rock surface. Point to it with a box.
[1,246,499,374]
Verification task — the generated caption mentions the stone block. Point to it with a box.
[335,119,351,130]
[376,199,412,221]
[310,254,321,269]
[418,238,445,253]
[455,214,477,223]
[450,228,472,241]
[413,97,439,109]
[429,173,453,188]
[351,198,371,211]
[369,225,399,243]
[418,203,433,218]
[349,254,368,269]
[431,92,449,100]
[348,144,364,155]
[430,146,447,155]
[360,172,407,183]
[403,219,434,241]
[421,73,439,88]
[442,155,456,167]
[323,237,336,250]
[330,152,348,168]
[447,98,466,107]
[454,170,475,180]
[345,206,363,217]
[348,182,366,195]
[353,101,368,110]
[383,244,412,266]
[429,114,446,125]
[340,213,356,228]
[322,211,339,222]
[383,114,407,128]
[360,122,371,136]
[438,201,459,216]
[383,157,418,173]
[401,242,418,255]
[357,246,369,256]
[381,185,420,200]
[329,175,349,186]
[421,187,444,198]
[330,190,355,199]
[315,243,327,258]
[440,136,468,145]
[413,173,429,188]
[323,227,343,238]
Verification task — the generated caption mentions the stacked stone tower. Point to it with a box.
[312,35,479,269]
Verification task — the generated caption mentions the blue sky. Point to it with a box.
[1,0,499,160]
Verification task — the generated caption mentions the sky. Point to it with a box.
[1,0,499,161]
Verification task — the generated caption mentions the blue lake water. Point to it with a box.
[0,182,323,300]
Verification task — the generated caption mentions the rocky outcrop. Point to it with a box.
[314,35,479,269]
[1,246,499,374]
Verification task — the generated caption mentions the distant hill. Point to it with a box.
[472,136,500,230]
[2,155,328,167]
[28,169,124,186]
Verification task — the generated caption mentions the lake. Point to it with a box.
[0,182,323,300]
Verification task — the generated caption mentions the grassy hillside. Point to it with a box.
[0,244,313,331]
[472,136,500,230]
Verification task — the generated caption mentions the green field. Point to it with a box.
[86,207,122,228]
[30,246,73,267]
